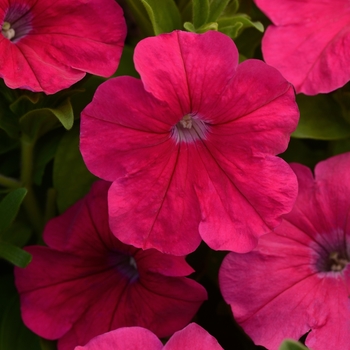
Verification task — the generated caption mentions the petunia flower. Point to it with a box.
[255,0,350,95]
[75,323,223,350]
[219,152,350,350]
[0,0,126,94]
[14,180,207,350]
[80,30,299,256]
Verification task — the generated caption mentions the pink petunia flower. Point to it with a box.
[255,0,350,95]
[75,323,223,350]
[219,153,350,350]
[80,30,299,256]
[14,180,207,350]
[0,0,126,94]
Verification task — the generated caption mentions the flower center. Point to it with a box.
[1,22,15,40]
[129,256,138,270]
[172,114,208,143]
[327,251,349,272]
[2,3,33,42]
[110,253,139,283]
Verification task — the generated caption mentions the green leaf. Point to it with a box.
[293,94,350,140]
[281,138,329,169]
[0,102,20,138]
[1,221,32,247]
[141,0,182,35]
[331,137,350,156]
[192,0,209,28]
[186,21,218,33]
[332,87,350,124]
[208,0,231,22]
[48,98,74,130]
[19,98,74,142]
[0,295,41,350]
[123,0,154,37]
[19,109,57,142]
[0,242,32,267]
[0,129,19,155]
[9,93,41,117]
[218,15,263,39]
[279,339,308,350]
[184,21,196,32]
[218,21,243,38]
[0,188,27,233]
[33,130,64,186]
[223,0,240,16]
[53,125,96,213]
[39,338,57,350]
[234,26,263,59]
[0,274,16,316]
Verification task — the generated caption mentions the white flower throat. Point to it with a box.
[173,114,208,143]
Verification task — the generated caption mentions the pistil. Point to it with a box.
[328,251,349,272]
[1,21,15,40]
[180,114,193,129]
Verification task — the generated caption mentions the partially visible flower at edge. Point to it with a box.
[80,29,299,256]
[75,323,223,350]
[0,0,126,94]
[219,152,350,350]
[254,0,350,95]
[14,180,207,350]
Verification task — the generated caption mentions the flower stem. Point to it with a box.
[20,137,44,238]
[0,174,21,189]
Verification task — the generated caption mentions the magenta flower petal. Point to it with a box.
[80,77,176,182]
[255,0,350,95]
[75,323,223,350]
[219,153,350,350]
[0,0,126,93]
[134,30,239,114]
[81,30,299,255]
[163,323,223,350]
[75,327,163,350]
[15,181,207,350]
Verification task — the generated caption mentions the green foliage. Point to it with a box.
[0,188,33,267]
[53,125,96,213]
[0,130,19,155]
[332,83,350,124]
[293,94,350,140]
[207,0,232,22]
[0,295,41,350]
[218,15,263,38]
[0,188,27,233]
[0,242,32,268]
[234,27,263,59]
[281,138,330,169]
[331,137,350,156]
[0,87,76,144]
[192,0,209,28]
[39,339,57,350]
[0,99,20,139]
[141,0,182,35]
[279,339,308,350]
[33,131,64,186]
[183,0,263,39]
[19,98,74,143]
[123,0,154,37]
[1,222,32,248]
